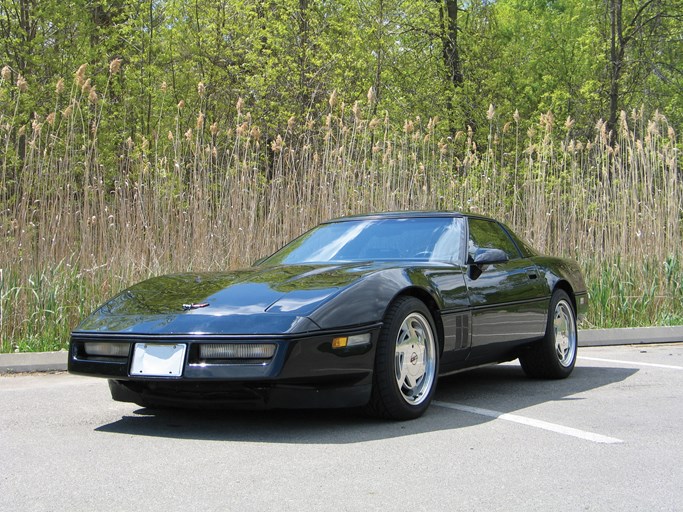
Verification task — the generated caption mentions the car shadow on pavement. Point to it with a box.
[435,363,637,410]
[94,362,637,444]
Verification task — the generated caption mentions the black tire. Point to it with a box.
[365,296,439,420]
[519,289,577,379]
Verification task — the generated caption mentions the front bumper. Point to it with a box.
[108,378,372,409]
[68,325,380,409]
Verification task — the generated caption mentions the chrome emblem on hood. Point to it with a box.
[182,303,210,310]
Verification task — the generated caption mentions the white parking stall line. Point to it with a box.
[579,356,683,370]
[432,401,624,444]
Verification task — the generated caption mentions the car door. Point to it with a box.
[464,218,549,360]
[419,216,472,367]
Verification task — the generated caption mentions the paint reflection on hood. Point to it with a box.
[75,263,385,334]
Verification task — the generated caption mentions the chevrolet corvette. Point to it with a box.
[68,212,588,420]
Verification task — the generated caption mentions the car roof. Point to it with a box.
[324,211,492,223]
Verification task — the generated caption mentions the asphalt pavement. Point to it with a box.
[1,342,681,511]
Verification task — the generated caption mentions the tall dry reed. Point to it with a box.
[1,67,681,351]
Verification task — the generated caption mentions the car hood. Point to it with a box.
[74,263,385,335]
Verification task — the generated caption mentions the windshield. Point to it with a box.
[262,217,465,265]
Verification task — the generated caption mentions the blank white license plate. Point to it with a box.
[130,343,186,377]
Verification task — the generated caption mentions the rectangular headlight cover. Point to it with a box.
[199,343,276,359]
[83,342,131,357]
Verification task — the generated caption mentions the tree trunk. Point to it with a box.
[607,0,623,138]
[371,0,385,117]
[441,0,463,134]
[297,0,311,118]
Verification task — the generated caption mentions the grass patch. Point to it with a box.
[584,255,683,329]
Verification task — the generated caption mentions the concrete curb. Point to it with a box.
[1,326,682,374]
[0,351,68,373]
[578,326,683,347]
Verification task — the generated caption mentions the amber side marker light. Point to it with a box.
[332,333,371,349]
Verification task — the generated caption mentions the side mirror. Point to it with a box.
[473,248,509,265]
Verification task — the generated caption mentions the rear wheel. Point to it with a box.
[365,297,439,420]
[519,289,577,379]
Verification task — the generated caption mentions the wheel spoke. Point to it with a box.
[404,372,417,390]
[406,323,419,344]
[395,350,408,384]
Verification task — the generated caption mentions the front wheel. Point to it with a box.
[365,297,439,420]
[519,289,577,379]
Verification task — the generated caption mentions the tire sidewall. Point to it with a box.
[374,297,439,419]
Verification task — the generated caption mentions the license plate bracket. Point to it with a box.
[130,343,186,377]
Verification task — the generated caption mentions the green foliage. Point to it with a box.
[1,0,681,136]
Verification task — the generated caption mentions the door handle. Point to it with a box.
[526,269,538,280]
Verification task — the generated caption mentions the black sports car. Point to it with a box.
[69,212,587,420]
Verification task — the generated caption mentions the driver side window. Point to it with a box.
[468,218,521,262]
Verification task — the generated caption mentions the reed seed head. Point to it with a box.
[75,64,87,87]
[17,75,28,93]
[1,66,11,81]
[109,58,122,75]
[367,86,376,105]
[271,135,284,152]
[81,78,91,95]
[329,89,338,109]
[352,101,361,121]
